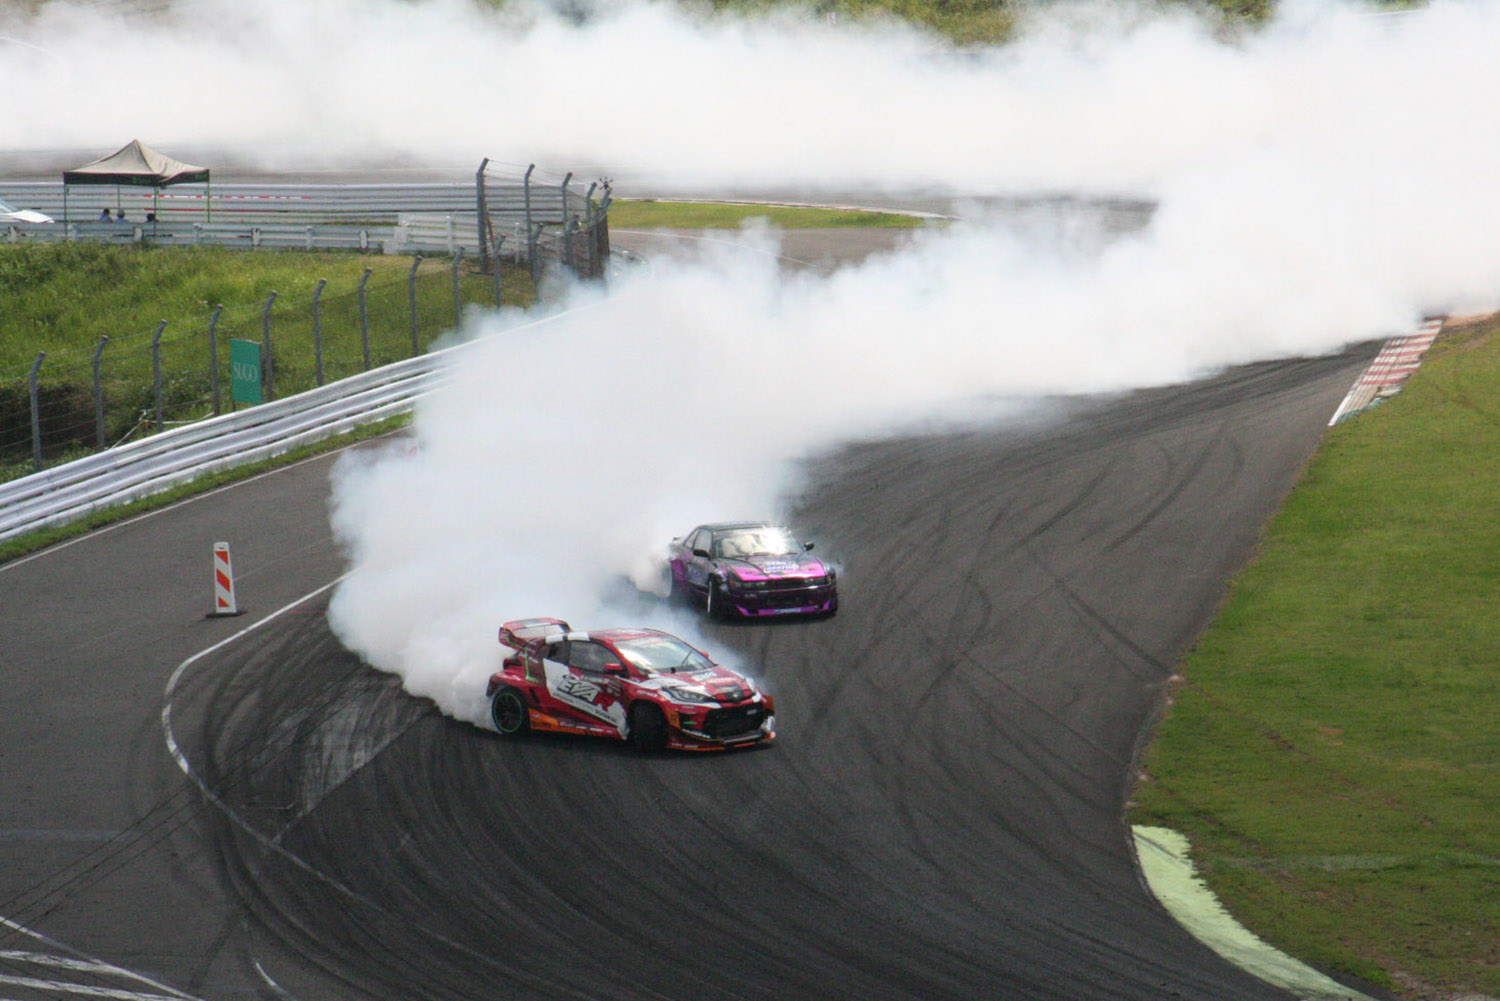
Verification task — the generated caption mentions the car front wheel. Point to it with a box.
[491,687,530,736]
[705,578,731,620]
[629,702,669,753]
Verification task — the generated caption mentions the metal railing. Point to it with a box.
[1,160,615,478]
[0,302,593,544]
[1,255,510,473]
[0,350,438,543]
[0,162,612,271]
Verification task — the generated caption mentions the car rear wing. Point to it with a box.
[499,617,570,649]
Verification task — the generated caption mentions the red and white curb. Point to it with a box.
[1329,317,1443,426]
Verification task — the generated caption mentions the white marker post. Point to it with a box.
[209,541,241,617]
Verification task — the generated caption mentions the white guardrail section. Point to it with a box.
[0,302,590,545]
[0,350,440,544]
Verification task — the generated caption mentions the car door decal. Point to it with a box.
[542,660,628,734]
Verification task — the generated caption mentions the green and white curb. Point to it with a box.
[1133,826,1378,1001]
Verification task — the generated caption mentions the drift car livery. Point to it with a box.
[668,522,838,619]
[487,618,775,752]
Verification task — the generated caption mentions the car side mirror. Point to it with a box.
[693,548,711,559]
[804,542,815,551]
[603,662,626,674]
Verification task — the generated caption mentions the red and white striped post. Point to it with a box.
[209,541,241,617]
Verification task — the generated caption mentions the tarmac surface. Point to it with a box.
[0,223,1377,1001]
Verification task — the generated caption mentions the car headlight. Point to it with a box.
[728,577,769,590]
[663,686,716,705]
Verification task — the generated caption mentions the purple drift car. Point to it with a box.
[668,522,838,619]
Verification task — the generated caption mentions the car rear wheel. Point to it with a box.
[491,687,530,736]
[629,702,669,753]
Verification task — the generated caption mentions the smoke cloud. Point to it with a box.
[8,0,1500,720]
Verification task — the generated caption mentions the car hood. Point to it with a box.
[719,552,827,581]
[644,666,759,704]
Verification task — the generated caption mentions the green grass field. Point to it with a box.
[1128,316,1500,998]
[607,199,935,230]
[0,243,534,480]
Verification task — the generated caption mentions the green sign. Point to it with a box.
[230,339,263,406]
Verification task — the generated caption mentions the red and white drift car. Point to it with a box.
[486,618,776,752]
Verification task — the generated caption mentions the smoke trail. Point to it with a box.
[9,0,1500,718]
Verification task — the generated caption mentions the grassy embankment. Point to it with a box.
[0,200,923,564]
[1128,316,1500,998]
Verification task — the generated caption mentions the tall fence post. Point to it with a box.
[451,249,464,329]
[357,268,373,371]
[208,305,224,416]
[28,352,45,473]
[261,291,278,402]
[408,255,422,358]
[475,157,490,275]
[92,336,108,450]
[152,320,168,431]
[312,277,328,386]
[560,173,573,276]
[524,164,536,284]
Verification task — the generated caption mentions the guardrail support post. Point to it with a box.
[28,352,45,473]
[262,291,278,401]
[451,249,464,328]
[358,268,372,371]
[408,255,422,358]
[312,277,328,386]
[492,236,504,306]
[208,305,224,415]
[92,336,109,449]
[152,320,167,431]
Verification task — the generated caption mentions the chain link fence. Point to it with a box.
[1,255,515,475]
[2,160,615,479]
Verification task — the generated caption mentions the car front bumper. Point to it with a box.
[724,582,838,617]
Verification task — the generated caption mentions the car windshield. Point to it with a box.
[614,636,714,675]
[714,527,802,558]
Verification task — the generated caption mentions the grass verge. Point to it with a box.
[1128,316,1500,998]
[1,243,532,478]
[607,199,937,230]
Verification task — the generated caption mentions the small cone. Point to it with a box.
[208,541,242,617]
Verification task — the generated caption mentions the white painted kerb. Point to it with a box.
[1133,826,1378,1001]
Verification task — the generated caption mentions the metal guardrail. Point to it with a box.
[0,349,438,543]
[0,302,595,545]
[1,213,489,256]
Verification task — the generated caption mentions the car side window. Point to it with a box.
[567,642,614,673]
[544,641,569,664]
[689,529,709,554]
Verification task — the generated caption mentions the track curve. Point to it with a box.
[160,348,1374,1001]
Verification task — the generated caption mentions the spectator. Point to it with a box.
[98,207,111,221]
[115,208,126,221]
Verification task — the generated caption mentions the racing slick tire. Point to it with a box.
[490,687,531,736]
[629,702,669,753]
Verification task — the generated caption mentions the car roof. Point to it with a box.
[588,627,675,643]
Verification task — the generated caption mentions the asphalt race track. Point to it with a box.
[0,224,1379,1001]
